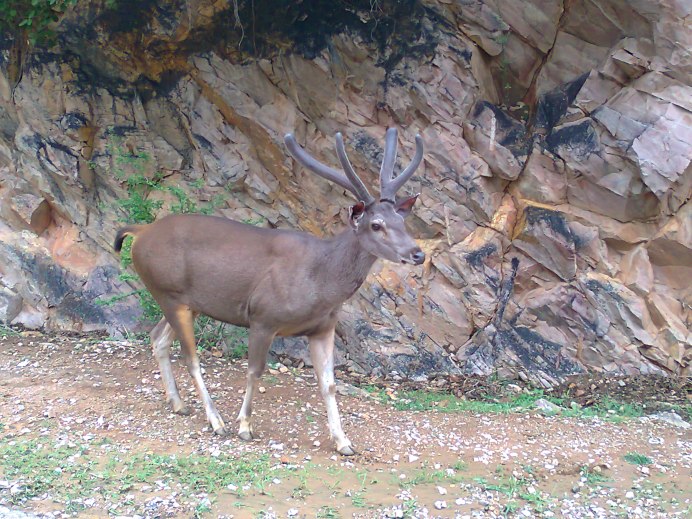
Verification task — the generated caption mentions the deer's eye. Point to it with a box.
[371,222,382,231]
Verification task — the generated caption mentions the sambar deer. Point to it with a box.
[114,128,425,455]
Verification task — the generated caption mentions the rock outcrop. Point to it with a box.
[0,0,689,384]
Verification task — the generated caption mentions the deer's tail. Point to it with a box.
[114,225,143,252]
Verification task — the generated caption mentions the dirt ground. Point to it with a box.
[0,331,690,518]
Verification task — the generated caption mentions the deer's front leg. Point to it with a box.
[309,327,355,456]
[237,326,275,441]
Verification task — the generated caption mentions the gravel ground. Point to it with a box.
[0,331,690,518]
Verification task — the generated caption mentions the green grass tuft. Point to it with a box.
[624,452,653,466]
[367,386,647,422]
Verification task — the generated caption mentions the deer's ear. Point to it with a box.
[395,194,419,217]
[349,202,366,228]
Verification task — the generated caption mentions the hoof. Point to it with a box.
[213,425,230,436]
[337,444,356,456]
[172,403,191,416]
[238,430,254,441]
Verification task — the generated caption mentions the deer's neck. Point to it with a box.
[320,229,377,303]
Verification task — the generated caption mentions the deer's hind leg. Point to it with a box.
[151,317,189,415]
[164,304,229,436]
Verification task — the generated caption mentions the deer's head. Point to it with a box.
[285,128,425,265]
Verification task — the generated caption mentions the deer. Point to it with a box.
[113,128,425,455]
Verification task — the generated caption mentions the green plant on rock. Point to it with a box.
[98,140,243,355]
[0,0,78,45]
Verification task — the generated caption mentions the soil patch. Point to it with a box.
[0,331,690,518]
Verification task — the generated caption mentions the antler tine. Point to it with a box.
[335,133,375,205]
[378,128,399,199]
[284,133,358,195]
[381,134,424,201]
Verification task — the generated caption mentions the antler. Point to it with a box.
[285,133,375,205]
[380,129,424,202]
[285,129,424,204]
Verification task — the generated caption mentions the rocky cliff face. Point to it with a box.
[0,0,689,384]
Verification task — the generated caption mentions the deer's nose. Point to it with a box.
[412,249,426,265]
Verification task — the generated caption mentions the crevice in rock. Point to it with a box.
[522,0,573,131]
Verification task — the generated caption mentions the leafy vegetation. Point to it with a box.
[0,324,19,338]
[398,463,465,490]
[96,138,253,356]
[316,505,339,518]
[0,0,77,44]
[623,452,652,466]
[580,465,610,486]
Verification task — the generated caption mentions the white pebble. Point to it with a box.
[434,500,447,510]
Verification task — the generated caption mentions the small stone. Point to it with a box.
[650,411,690,429]
[258,386,266,394]
[434,500,447,510]
[437,486,447,495]
[313,440,321,447]
[408,454,419,463]
[626,491,635,499]
[287,509,299,517]
[534,398,561,416]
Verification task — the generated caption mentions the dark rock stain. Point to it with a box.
[536,73,589,132]
[499,325,584,376]
[524,206,574,242]
[193,133,214,151]
[106,126,138,137]
[545,119,600,159]
[473,101,531,158]
[464,243,497,269]
[60,112,88,130]
[13,248,108,324]
[97,0,160,34]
